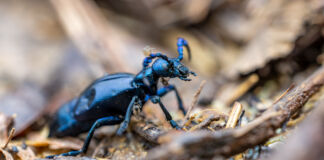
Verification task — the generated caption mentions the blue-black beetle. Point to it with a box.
[47,38,196,158]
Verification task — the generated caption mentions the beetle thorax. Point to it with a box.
[151,59,172,77]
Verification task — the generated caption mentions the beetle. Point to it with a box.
[47,38,196,158]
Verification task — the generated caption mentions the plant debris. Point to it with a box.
[147,65,324,159]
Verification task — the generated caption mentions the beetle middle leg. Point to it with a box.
[157,85,187,115]
[46,116,123,158]
[116,96,141,135]
[150,96,181,129]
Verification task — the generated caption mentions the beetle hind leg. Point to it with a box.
[46,116,123,158]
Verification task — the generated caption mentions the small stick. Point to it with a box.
[225,102,243,128]
[189,115,220,131]
[183,109,228,128]
[234,111,281,137]
[226,74,259,105]
[273,84,295,105]
[184,80,207,121]
[2,128,15,149]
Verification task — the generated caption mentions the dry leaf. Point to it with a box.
[14,146,36,160]
[0,148,13,160]
[24,138,83,151]
[38,157,95,160]
[222,0,322,78]
[48,138,83,150]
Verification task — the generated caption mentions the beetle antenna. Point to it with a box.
[177,38,191,61]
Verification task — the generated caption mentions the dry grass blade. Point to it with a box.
[0,113,14,148]
[183,109,228,128]
[225,74,259,105]
[183,80,206,122]
[189,115,220,131]
[273,84,295,105]
[225,102,243,129]
[2,128,15,149]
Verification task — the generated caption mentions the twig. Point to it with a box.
[225,102,243,128]
[226,74,259,105]
[266,97,324,160]
[233,111,281,137]
[183,109,228,128]
[272,84,295,105]
[2,128,15,149]
[189,115,220,131]
[147,66,324,159]
[183,80,206,123]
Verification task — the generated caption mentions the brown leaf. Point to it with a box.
[221,0,323,78]
[0,86,45,135]
[25,138,83,151]
[45,157,95,160]
[0,148,13,160]
[47,138,83,150]
[14,146,36,160]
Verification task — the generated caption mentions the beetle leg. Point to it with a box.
[150,96,181,129]
[46,116,123,158]
[116,96,139,135]
[157,85,187,115]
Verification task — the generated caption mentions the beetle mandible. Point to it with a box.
[47,38,196,158]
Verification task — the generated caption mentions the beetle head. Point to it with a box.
[169,58,196,81]
[146,38,196,81]
[152,58,196,81]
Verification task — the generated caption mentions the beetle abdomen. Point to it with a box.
[49,98,95,137]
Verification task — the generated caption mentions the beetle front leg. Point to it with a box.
[116,96,140,135]
[150,96,181,129]
[46,116,123,158]
[157,85,186,115]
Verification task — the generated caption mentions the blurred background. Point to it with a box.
[0,0,323,159]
